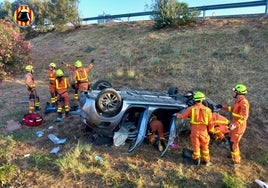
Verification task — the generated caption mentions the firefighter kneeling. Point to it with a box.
[147,114,166,152]
[54,69,70,122]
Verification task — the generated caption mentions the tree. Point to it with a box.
[0,0,12,21]
[48,0,80,29]
[0,20,31,81]
[150,0,200,29]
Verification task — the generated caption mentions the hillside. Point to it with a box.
[0,17,268,187]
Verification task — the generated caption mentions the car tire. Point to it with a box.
[96,88,122,117]
[168,86,178,96]
[92,80,112,90]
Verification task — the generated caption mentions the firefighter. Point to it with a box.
[47,62,57,106]
[147,114,166,152]
[54,69,70,122]
[210,111,230,144]
[216,84,250,167]
[24,65,40,113]
[176,91,213,166]
[62,59,94,108]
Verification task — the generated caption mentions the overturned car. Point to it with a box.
[77,80,216,157]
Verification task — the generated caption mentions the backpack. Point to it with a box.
[22,113,43,127]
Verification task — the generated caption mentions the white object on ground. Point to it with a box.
[50,146,60,154]
[113,126,129,146]
[255,179,268,188]
[48,134,67,144]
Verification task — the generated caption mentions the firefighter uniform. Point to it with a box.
[176,91,213,165]
[210,112,230,142]
[63,60,93,107]
[24,65,40,113]
[219,84,249,166]
[55,69,70,122]
[148,115,166,151]
[47,62,57,106]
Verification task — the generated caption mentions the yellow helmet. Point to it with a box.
[74,60,82,68]
[25,65,33,72]
[49,62,56,68]
[193,91,205,102]
[56,69,64,77]
[233,84,247,95]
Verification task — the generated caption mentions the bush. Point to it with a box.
[150,0,200,29]
[0,19,31,81]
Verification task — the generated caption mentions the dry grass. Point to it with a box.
[0,18,268,187]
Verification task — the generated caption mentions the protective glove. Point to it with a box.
[216,104,222,109]
[228,123,236,130]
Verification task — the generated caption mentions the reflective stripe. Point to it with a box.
[232,112,242,118]
[215,119,229,125]
[75,69,88,81]
[56,78,67,89]
[190,108,209,125]
[227,106,232,112]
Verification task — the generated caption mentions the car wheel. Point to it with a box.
[96,88,122,117]
[168,86,178,96]
[92,80,112,90]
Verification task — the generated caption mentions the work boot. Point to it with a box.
[229,162,240,167]
[35,106,41,111]
[157,140,163,152]
[205,161,213,166]
[193,158,201,166]
[160,139,166,149]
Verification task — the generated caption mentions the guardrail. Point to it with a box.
[82,0,268,22]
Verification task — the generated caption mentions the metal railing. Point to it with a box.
[82,0,268,23]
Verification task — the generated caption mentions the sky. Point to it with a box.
[79,0,267,23]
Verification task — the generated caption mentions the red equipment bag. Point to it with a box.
[22,113,43,127]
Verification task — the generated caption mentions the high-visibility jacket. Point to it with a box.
[25,72,35,89]
[72,64,93,84]
[47,69,56,84]
[177,102,213,133]
[55,77,70,95]
[211,112,230,134]
[222,95,249,134]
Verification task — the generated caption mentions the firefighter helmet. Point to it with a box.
[49,62,56,68]
[56,69,64,77]
[74,60,82,68]
[25,65,33,72]
[193,91,205,101]
[233,84,247,94]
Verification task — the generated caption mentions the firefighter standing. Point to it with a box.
[47,62,57,106]
[62,59,94,108]
[54,69,70,122]
[24,65,40,113]
[147,114,166,152]
[176,91,213,166]
[216,84,250,167]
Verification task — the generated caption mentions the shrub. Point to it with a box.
[0,19,31,81]
[150,0,199,29]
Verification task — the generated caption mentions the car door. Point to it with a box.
[128,108,149,152]
[160,114,177,157]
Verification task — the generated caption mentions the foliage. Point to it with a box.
[0,0,80,32]
[149,0,199,29]
[222,173,246,188]
[0,164,17,186]
[0,0,12,21]
[48,0,81,30]
[0,20,31,81]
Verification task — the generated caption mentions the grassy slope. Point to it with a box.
[0,18,268,187]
